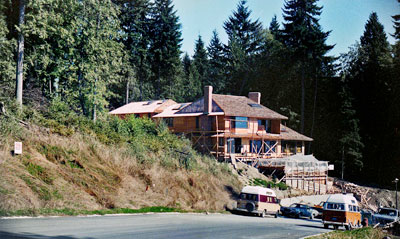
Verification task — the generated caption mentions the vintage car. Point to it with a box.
[280,203,319,219]
[235,186,280,217]
[322,193,361,230]
[372,207,400,226]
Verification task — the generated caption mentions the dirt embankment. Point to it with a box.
[0,126,242,214]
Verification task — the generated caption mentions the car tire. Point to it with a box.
[260,210,266,218]
[275,211,279,218]
[324,224,329,229]
[246,202,255,213]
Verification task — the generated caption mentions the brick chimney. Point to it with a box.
[248,92,261,104]
[204,85,213,114]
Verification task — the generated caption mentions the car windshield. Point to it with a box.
[378,208,397,216]
[290,204,299,208]
[240,193,258,201]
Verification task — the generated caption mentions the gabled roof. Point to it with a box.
[212,94,288,120]
[109,99,176,115]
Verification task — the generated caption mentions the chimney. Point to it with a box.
[248,92,261,104]
[204,85,213,114]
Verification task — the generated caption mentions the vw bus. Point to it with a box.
[322,193,361,230]
[235,186,280,217]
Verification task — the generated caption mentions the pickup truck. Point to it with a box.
[372,207,400,226]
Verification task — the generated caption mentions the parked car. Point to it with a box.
[312,201,325,218]
[235,186,280,218]
[372,207,400,226]
[322,193,361,230]
[280,203,319,219]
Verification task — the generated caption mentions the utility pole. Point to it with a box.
[16,0,25,108]
[394,178,399,209]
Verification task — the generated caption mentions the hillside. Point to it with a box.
[0,101,241,215]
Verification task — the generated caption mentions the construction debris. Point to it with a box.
[333,178,399,212]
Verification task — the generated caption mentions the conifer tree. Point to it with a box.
[269,15,282,41]
[181,53,201,101]
[115,0,153,102]
[223,0,263,95]
[281,0,333,134]
[345,13,393,183]
[0,2,15,98]
[148,0,183,100]
[207,30,226,94]
[192,35,209,89]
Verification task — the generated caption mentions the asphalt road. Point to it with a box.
[0,213,329,239]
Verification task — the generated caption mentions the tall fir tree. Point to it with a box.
[148,0,183,100]
[346,13,393,183]
[281,0,333,134]
[223,0,263,95]
[207,30,226,94]
[192,35,209,89]
[269,15,282,41]
[114,0,153,103]
[180,53,201,102]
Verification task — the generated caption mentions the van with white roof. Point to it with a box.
[235,186,280,217]
[322,193,361,230]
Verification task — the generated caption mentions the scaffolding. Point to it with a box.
[257,155,329,194]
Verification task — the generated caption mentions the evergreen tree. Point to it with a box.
[269,15,282,41]
[338,45,364,179]
[180,53,201,102]
[192,35,209,89]
[148,0,183,100]
[0,1,15,99]
[346,13,393,183]
[22,0,125,119]
[281,0,333,134]
[223,0,263,95]
[207,30,226,94]
[114,0,153,103]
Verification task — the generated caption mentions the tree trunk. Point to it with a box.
[125,79,129,104]
[300,67,305,134]
[16,0,25,108]
[308,77,318,153]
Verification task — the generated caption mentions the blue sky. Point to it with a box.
[173,0,399,57]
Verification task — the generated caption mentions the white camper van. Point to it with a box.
[235,186,280,217]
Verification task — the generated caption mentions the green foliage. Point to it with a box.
[207,30,227,94]
[23,161,53,185]
[310,227,388,239]
[0,2,15,99]
[223,0,263,95]
[250,178,288,190]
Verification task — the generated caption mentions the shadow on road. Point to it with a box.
[0,231,94,239]
[296,224,328,230]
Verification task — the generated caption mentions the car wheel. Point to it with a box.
[275,211,279,218]
[260,210,266,218]
[309,213,314,220]
[324,224,329,229]
[333,225,339,230]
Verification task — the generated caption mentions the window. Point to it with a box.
[240,193,258,201]
[165,118,173,127]
[250,140,263,153]
[232,117,248,129]
[258,119,271,133]
[195,116,199,129]
[218,137,224,147]
[265,141,276,153]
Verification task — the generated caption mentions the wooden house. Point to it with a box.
[153,86,313,161]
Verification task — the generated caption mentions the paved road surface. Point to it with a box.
[0,213,329,239]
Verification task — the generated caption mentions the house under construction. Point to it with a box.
[111,86,333,193]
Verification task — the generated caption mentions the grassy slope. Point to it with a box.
[310,227,394,239]
[0,100,241,216]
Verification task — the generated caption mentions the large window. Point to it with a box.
[232,116,248,129]
[258,119,271,133]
